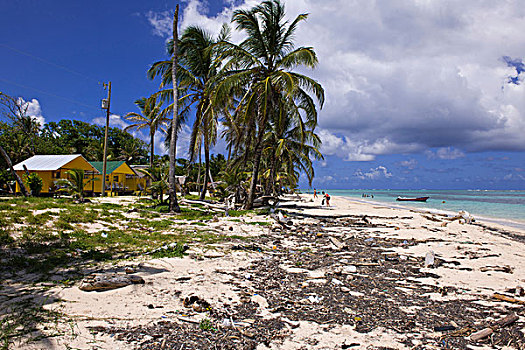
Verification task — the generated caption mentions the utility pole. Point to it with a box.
[101,81,112,197]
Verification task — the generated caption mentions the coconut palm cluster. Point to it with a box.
[130,0,324,209]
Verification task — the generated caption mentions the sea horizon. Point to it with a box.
[304,189,525,228]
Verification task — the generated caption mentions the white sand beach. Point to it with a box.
[13,194,525,349]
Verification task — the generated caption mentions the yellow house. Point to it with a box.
[88,161,146,196]
[13,154,97,194]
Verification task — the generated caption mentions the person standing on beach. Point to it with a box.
[314,188,318,198]
[321,191,325,205]
[325,192,331,207]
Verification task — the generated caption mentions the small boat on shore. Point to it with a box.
[396,196,429,202]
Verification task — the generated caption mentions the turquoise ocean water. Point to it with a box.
[311,189,525,227]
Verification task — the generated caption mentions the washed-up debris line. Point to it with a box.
[94,216,525,349]
[90,302,286,350]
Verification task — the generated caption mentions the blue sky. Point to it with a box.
[1,0,525,190]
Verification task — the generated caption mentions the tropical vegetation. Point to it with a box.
[1,0,323,210]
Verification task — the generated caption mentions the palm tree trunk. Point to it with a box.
[168,4,181,213]
[245,112,268,209]
[149,131,155,168]
[267,153,277,196]
[0,144,29,197]
[196,143,202,192]
[200,142,210,200]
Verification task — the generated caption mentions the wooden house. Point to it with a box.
[13,154,97,194]
[88,161,146,196]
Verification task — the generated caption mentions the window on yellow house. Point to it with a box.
[113,176,119,182]
[54,171,60,179]
[105,175,109,182]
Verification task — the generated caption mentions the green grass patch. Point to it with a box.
[26,212,53,226]
[177,208,213,221]
[0,228,14,246]
[58,207,98,223]
[54,219,73,230]
[246,221,270,226]
[150,242,187,259]
[199,318,216,331]
[0,202,13,211]
[190,221,207,226]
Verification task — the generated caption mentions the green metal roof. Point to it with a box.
[90,161,126,175]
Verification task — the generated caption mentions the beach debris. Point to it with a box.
[331,278,344,286]
[470,313,519,342]
[79,273,145,291]
[177,316,201,324]
[480,265,513,273]
[281,317,300,328]
[434,325,457,332]
[470,327,493,341]
[329,236,345,250]
[342,265,357,274]
[492,293,525,305]
[424,251,436,267]
[307,295,323,303]
[448,210,475,224]
[251,294,269,309]
[183,295,211,312]
[505,285,525,296]
[422,214,442,222]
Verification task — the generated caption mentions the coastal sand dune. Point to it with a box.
[18,194,525,349]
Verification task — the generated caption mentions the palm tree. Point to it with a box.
[118,138,146,163]
[149,25,230,201]
[215,0,324,209]
[55,169,94,200]
[137,163,169,204]
[264,96,323,195]
[124,96,165,168]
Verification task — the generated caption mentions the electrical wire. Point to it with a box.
[0,77,100,112]
[0,43,102,84]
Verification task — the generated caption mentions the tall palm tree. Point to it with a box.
[149,25,230,200]
[124,96,165,168]
[215,0,324,209]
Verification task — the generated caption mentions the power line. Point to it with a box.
[0,43,102,84]
[0,77,100,111]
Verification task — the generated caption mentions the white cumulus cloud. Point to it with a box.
[144,0,525,162]
[425,147,465,160]
[17,98,45,128]
[354,166,392,180]
[400,159,418,169]
[145,10,173,37]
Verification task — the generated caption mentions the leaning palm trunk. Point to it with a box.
[0,144,29,197]
[168,4,181,213]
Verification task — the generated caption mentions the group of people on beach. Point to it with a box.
[362,193,374,198]
[313,189,330,207]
